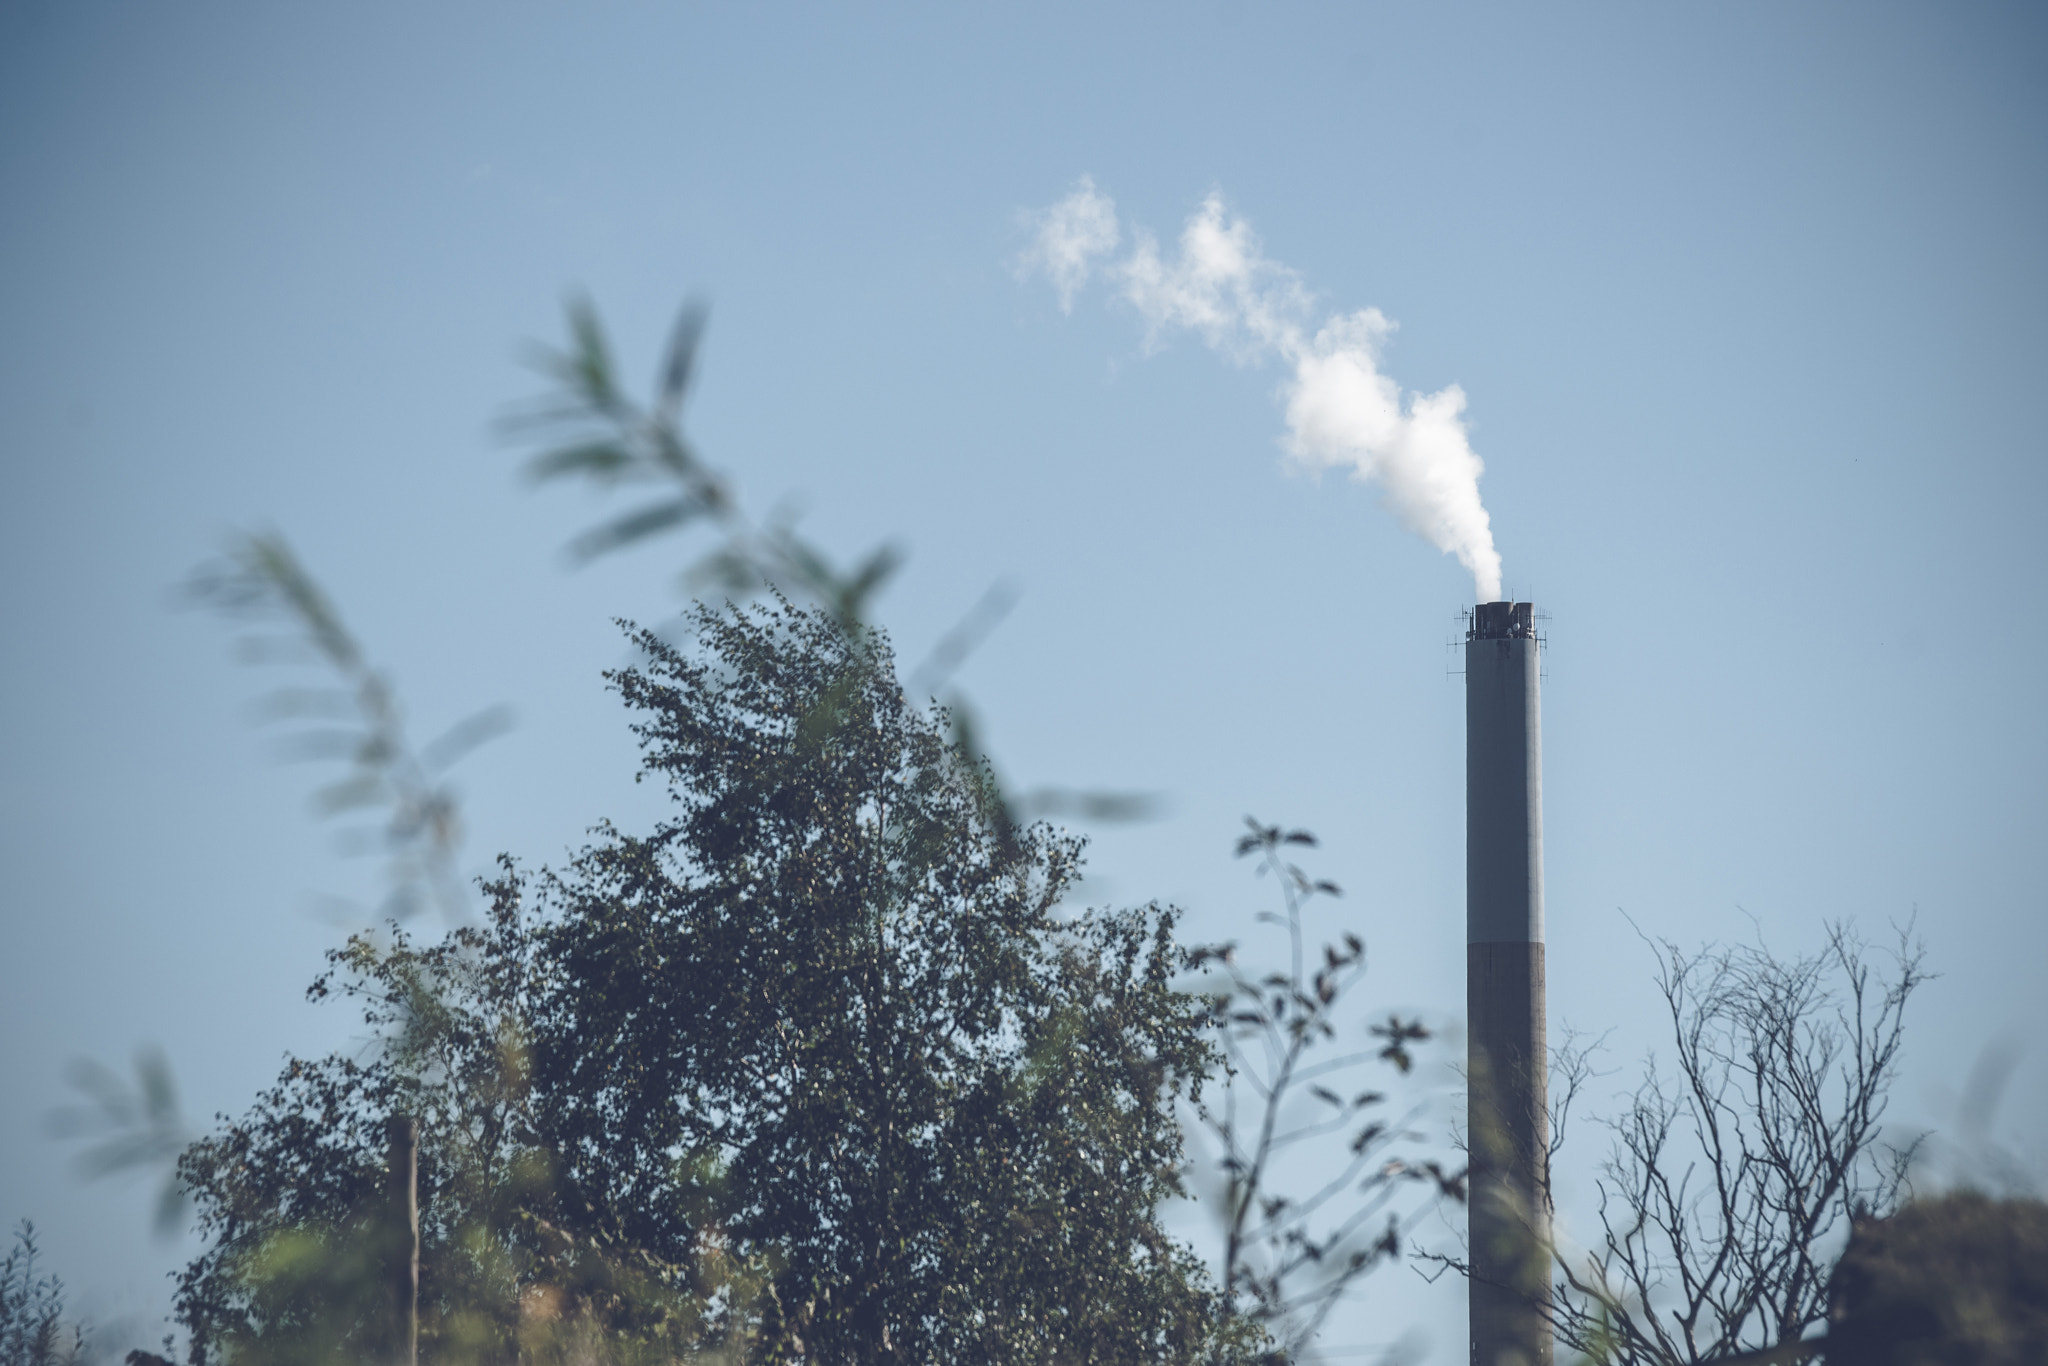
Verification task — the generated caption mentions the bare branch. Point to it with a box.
[1539,922,1926,1365]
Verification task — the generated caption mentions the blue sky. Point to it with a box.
[3,1,2044,1356]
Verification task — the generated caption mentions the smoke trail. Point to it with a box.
[1015,175,1122,313]
[1021,181,1503,602]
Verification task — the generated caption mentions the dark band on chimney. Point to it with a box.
[1468,600,1536,641]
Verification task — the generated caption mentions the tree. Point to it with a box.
[1824,1191,2048,1366]
[83,299,1440,1362]
[173,596,1261,1365]
[175,879,761,1366]
[525,598,1247,1363]
[1542,924,1927,1366]
[1,1224,85,1366]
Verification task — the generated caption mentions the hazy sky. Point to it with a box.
[3,2,2044,1356]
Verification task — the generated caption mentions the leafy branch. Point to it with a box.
[0,1222,87,1366]
[503,297,903,637]
[503,296,1156,854]
[185,531,512,924]
[1184,819,1463,1359]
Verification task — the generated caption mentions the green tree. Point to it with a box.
[525,598,1245,1362]
[174,877,762,1366]
[173,597,1260,1365]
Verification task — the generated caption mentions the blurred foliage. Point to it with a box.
[50,532,512,1257]
[0,1224,84,1366]
[1824,1191,2048,1366]
[504,298,898,637]
[1182,820,1461,1358]
[45,1048,193,1237]
[173,599,1267,1364]
[186,531,514,925]
[504,298,1157,848]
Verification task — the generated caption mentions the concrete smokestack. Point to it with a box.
[1466,601,1550,1366]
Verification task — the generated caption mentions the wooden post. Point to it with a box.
[388,1115,419,1366]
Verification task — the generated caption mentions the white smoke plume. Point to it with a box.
[1021,180,1503,602]
[1015,175,1122,313]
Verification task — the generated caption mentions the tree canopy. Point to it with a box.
[176,597,1259,1365]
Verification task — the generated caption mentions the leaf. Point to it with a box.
[565,498,707,562]
[136,1050,178,1120]
[657,299,709,416]
[526,440,639,484]
[564,295,618,408]
[153,1175,188,1237]
[240,532,363,671]
[419,705,517,773]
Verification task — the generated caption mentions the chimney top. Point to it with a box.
[1469,601,1537,641]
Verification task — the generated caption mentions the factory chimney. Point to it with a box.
[1466,601,1550,1366]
